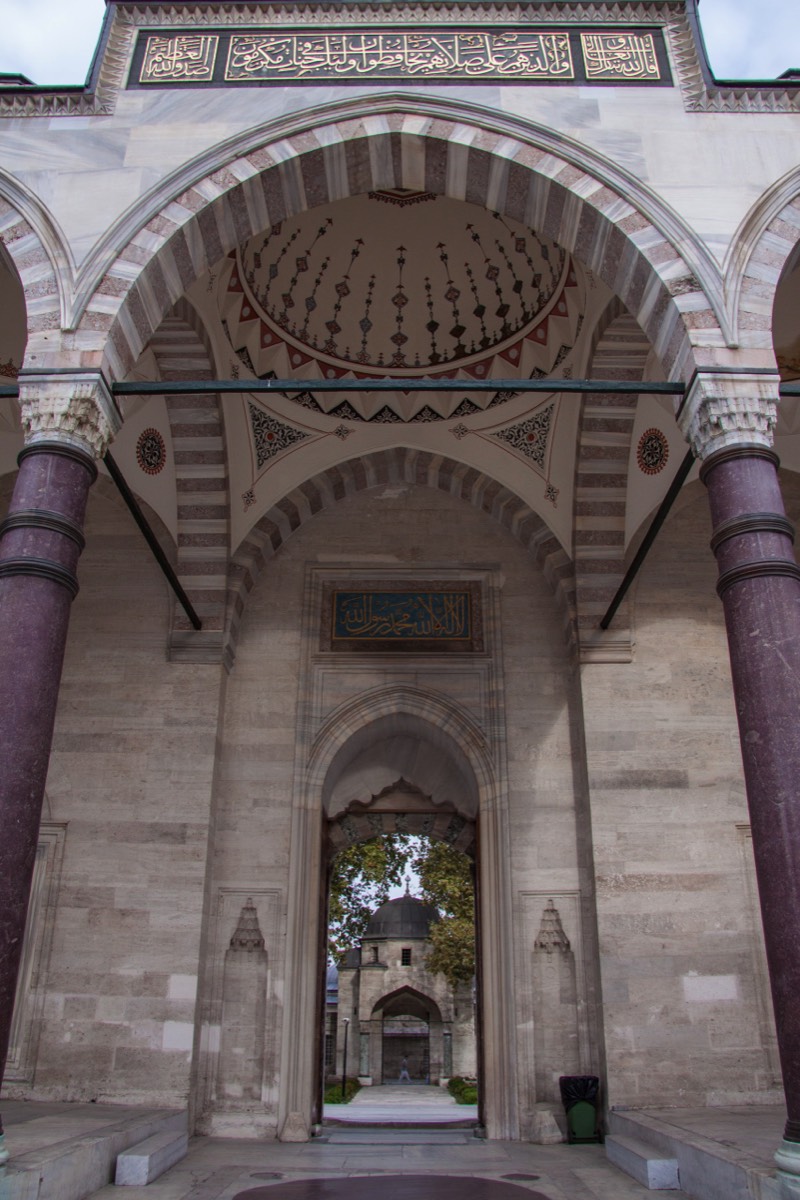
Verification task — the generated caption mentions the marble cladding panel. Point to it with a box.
[12,483,222,1107]
[581,485,783,1108]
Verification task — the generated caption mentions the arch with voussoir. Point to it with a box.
[226,447,575,659]
[0,174,70,339]
[728,167,800,351]
[71,105,721,390]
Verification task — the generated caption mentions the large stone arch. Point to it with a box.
[728,165,800,350]
[227,446,575,660]
[73,102,722,389]
[0,172,70,339]
[279,681,517,1140]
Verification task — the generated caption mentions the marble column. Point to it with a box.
[679,372,800,1197]
[0,374,118,1168]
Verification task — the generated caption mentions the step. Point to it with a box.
[320,1129,476,1145]
[606,1134,680,1190]
[114,1130,188,1186]
[0,1106,186,1200]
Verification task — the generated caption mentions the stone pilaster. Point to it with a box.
[681,370,800,1195]
[0,373,119,1168]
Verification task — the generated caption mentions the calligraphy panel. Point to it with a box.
[225,31,573,81]
[129,27,672,89]
[322,583,483,653]
[581,32,660,81]
[140,35,219,83]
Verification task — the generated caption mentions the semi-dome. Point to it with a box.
[365,894,440,940]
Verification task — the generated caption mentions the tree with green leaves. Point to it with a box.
[327,835,408,961]
[328,834,476,988]
[413,839,475,987]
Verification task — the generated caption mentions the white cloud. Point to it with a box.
[3,0,106,85]
[696,0,797,79]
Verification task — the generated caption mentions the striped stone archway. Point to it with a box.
[730,170,800,352]
[574,302,654,656]
[226,447,574,661]
[147,299,230,647]
[78,108,718,390]
[0,193,63,341]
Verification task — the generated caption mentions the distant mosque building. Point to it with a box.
[328,892,476,1086]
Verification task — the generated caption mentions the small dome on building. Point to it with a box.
[365,894,439,939]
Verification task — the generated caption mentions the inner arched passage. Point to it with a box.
[313,699,489,1128]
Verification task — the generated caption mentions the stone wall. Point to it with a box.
[4,468,786,1126]
[582,482,782,1109]
[195,478,584,1135]
[3,481,222,1108]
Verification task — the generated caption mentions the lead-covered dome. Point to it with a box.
[365,894,439,939]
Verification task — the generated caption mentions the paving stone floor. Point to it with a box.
[0,1090,788,1200]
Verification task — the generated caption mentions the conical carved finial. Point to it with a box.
[534,898,570,954]
[230,897,265,951]
[404,874,412,896]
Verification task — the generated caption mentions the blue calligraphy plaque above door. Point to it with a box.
[324,582,482,652]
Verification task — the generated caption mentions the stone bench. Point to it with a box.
[114,1130,188,1186]
[606,1133,680,1190]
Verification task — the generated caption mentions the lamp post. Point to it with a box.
[341,1018,350,1102]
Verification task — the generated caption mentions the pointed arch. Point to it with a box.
[727,165,800,350]
[74,101,722,390]
[226,447,574,661]
[0,175,69,337]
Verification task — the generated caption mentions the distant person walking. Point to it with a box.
[399,1056,411,1082]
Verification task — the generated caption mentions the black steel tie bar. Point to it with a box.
[2,378,797,636]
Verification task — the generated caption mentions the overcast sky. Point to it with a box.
[1,0,798,85]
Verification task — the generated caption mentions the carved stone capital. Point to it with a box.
[678,372,779,462]
[17,373,121,460]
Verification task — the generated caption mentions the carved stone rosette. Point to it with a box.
[17,373,121,460]
[678,371,779,461]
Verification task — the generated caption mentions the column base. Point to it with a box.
[279,1111,310,1142]
[775,1139,800,1198]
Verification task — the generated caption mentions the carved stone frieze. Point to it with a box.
[678,372,780,461]
[1,1,797,116]
[17,373,121,459]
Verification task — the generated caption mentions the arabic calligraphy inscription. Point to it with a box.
[140,35,219,83]
[581,32,659,81]
[225,31,573,81]
[327,587,482,652]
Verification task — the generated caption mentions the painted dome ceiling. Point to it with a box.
[218,191,586,423]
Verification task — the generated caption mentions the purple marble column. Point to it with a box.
[701,444,800,1147]
[0,438,97,1153]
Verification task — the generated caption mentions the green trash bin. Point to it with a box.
[559,1075,602,1143]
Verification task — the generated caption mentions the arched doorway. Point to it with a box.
[273,682,515,1141]
[376,987,440,1085]
[323,765,480,1109]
